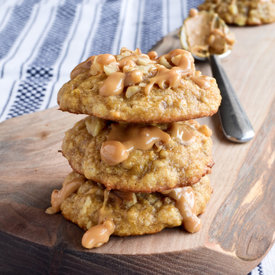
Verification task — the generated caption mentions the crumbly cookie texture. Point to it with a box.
[61,116,213,192]
[60,174,212,236]
[57,48,221,123]
[199,0,275,26]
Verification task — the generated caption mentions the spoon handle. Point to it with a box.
[209,55,255,143]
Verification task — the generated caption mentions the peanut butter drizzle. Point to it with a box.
[71,48,213,97]
[145,67,183,94]
[147,51,158,60]
[101,140,129,165]
[100,124,171,166]
[118,55,138,69]
[81,188,115,249]
[96,54,116,65]
[118,50,153,69]
[81,219,115,249]
[46,175,84,214]
[191,75,211,89]
[98,189,110,224]
[163,187,201,233]
[170,122,196,144]
[99,72,125,96]
[124,70,143,86]
[100,52,152,95]
[145,50,194,94]
[167,49,194,73]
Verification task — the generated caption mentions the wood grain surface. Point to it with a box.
[0,24,275,274]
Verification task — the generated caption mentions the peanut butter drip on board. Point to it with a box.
[163,187,201,233]
[82,189,115,249]
[81,219,115,249]
[100,124,171,166]
[46,172,85,214]
[170,122,196,144]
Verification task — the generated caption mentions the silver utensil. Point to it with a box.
[150,29,255,143]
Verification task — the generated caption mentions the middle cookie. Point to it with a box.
[62,116,213,192]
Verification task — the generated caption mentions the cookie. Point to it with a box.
[57,48,221,123]
[59,172,212,238]
[61,116,213,192]
[199,0,275,26]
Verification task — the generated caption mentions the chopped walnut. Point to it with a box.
[198,125,212,137]
[85,117,106,137]
[159,55,172,68]
[125,86,141,98]
[104,62,119,75]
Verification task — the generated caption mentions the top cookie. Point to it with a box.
[199,0,275,26]
[58,48,221,123]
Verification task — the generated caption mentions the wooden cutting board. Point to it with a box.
[0,24,274,275]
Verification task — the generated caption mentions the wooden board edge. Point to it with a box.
[0,230,268,275]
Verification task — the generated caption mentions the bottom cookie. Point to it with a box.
[46,172,212,249]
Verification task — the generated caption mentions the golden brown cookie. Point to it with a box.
[199,0,275,26]
[57,48,221,123]
[61,116,213,192]
[59,173,212,237]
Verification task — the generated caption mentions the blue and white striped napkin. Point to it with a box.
[0,1,274,273]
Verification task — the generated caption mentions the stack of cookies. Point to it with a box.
[46,47,221,249]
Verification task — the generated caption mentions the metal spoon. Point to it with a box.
[180,26,255,143]
[150,28,255,143]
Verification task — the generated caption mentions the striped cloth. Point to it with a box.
[0,1,274,274]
